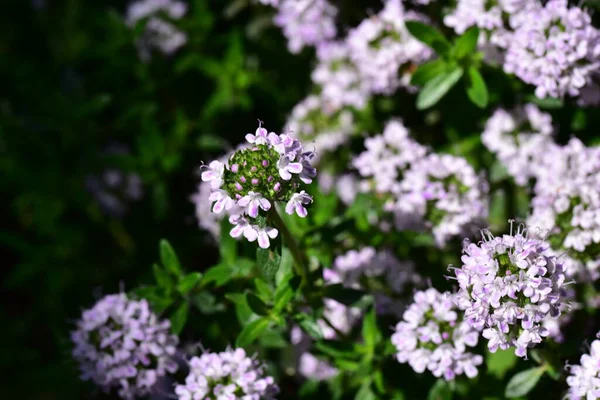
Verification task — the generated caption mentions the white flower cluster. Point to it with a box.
[126,0,187,61]
[482,104,554,186]
[175,348,279,400]
[391,288,483,381]
[71,294,178,399]
[452,225,569,358]
[346,0,433,95]
[527,138,600,280]
[566,334,600,399]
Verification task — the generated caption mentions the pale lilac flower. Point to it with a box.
[208,189,235,214]
[126,0,187,61]
[71,294,178,399]
[273,0,337,54]
[452,224,569,358]
[392,288,483,380]
[277,155,303,180]
[200,160,225,189]
[246,225,279,249]
[566,336,600,399]
[285,191,312,217]
[175,348,278,400]
[238,191,271,218]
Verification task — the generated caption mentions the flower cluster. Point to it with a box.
[273,0,337,54]
[285,94,356,163]
[504,0,600,99]
[452,225,569,358]
[391,288,483,381]
[312,41,371,112]
[392,153,489,247]
[318,172,359,206]
[71,294,178,399]
[325,247,420,316]
[175,348,279,400]
[126,0,187,61]
[566,336,600,399]
[290,326,339,381]
[527,138,600,279]
[201,123,316,248]
[346,0,432,95]
[482,104,554,186]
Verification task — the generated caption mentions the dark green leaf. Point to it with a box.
[465,67,488,108]
[323,284,365,306]
[416,67,464,110]
[202,263,234,286]
[254,278,274,300]
[405,21,451,55]
[177,272,203,294]
[236,317,270,347]
[191,291,225,314]
[505,366,546,398]
[487,348,518,379]
[411,59,448,86]
[170,302,189,334]
[159,239,182,276]
[315,340,359,359]
[273,282,295,312]
[428,379,453,400]
[153,263,172,290]
[256,243,282,282]
[453,26,480,60]
[246,292,270,316]
[225,293,254,325]
[219,219,237,265]
[362,308,381,354]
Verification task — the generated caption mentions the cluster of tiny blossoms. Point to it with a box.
[481,104,554,186]
[325,247,420,316]
[566,334,600,399]
[126,0,187,61]
[346,0,433,95]
[175,348,279,400]
[527,138,600,280]
[452,225,569,358]
[391,288,483,381]
[71,294,178,399]
[201,123,316,249]
[271,0,337,54]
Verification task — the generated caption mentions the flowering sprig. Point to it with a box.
[71,293,179,399]
[451,223,569,358]
[201,122,316,249]
[391,288,483,381]
[566,333,600,399]
[175,348,279,400]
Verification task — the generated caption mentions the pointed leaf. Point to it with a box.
[236,317,270,347]
[405,21,451,55]
[177,272,203,294]
[416,67,464,110]
[453,26,480,60]
[160,239,182,276]
[256,244,281,282]
[428,379,453,400]
[170,302,189,334]
[153,263,172,290]
[505,366,546,398]
[411,59,448,86]
[246,292,270,316]
[466,67,488,108]
[362,308,381,354]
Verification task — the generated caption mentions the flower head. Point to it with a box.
[71,293,178,399]
[566,337,600,399]
[175,348,279,400]
[452,223,569,358]
[391,288,483,380]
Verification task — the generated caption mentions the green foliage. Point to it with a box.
[505,366,546,398]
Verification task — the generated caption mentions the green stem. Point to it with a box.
[269,207,311,289]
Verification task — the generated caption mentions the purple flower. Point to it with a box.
[566,336,600,399]
[200,160,225,189]
[71,293,178,399]
[208,189,234,214]
[246,225,279,249]
[277,154,303,180]
[238,191,271,218]
[285,191,312,217]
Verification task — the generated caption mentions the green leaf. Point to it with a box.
[177,272,203,294]
[236,317,270,347]
[428,379,453,400]
[246,292,270,316]
[405,21,451,55]
[323,284,365,306]
[453,26,480,60]
[355,380,376,400]
[170,302,189,334]
[297,313,324,340]
[411,59,448,86]
[465,67,488,108]
[219,219,237,265]
[487,348,518,379]
[159,239,182,276]
[505,366,546,398]
[153,263,172,290]
[526,95,563,109]
[202,263,234,287]
[273,282,295,312]
[225,293,254,325]
[256,244,282,282]
[315,340,359,359]
[362,308,381,355]
[416,67,464,110]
